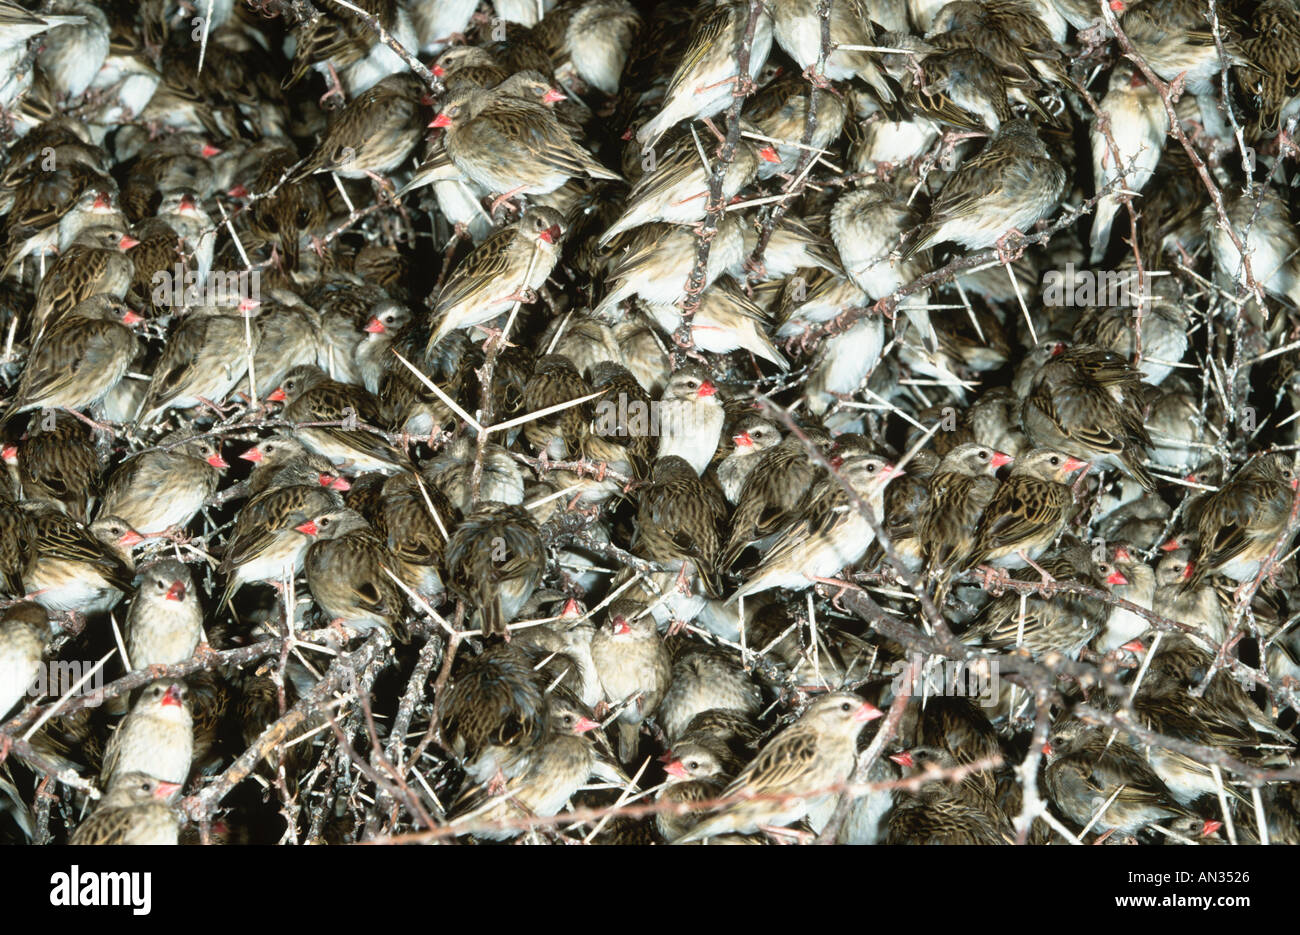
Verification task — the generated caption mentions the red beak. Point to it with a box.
[664,760,689,779]
[1181,561,1194,580]
[121,309,144,325]
[539,224,561,244]
[1120,639,1145,654]
[697,380,717,398]
[562,597,580,617]
[432,64,445,77]
[758,145,779,163]
[990,451,1013,468]
[162,684,183,707]
[93,191,111,210]
[573,717,600,734]
[429,113,452,128]
[541,88,567,104]
[295,519,319,536]
[1041,742,1053,756]
[119,234,140,250]
[1105,569,1128,586]
[227,184,249,198]
[207,453,229,469]
[200,142,221,158]
[267,388,287,402]
[179,195,198,214]
[165,580,186,602]
[118,530,144,548]
[329,476,351,492]
[153,780,182,799]
[1109,0,1126,9]
[889,751,913,768]
[614,617,631,635]
[1061,456,1089,473]
[364,317,386,333]
[1159,537,1180,552]
[854,702,884,723]
[1200,820,1223,837]
[1,445,16,462]
[733,432,753,448]
[240,446,263,463]
[830,455,844,469]
[1113,547,1133,562]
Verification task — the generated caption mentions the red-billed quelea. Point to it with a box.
[68,772,181,845]
[21,504,139,617]
[302,507,409,642]
[101,679,193,788]
[126,560,205,670]
[590,602,672,763]
[446,502,544,639]
[0,602,50,719]
[673,692,883,843]
[99,433,227,537]
[654,366,726,477]
[963,448,1086,573]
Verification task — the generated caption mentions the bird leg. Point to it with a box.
[994,228,1028,266]
[700,116,726,147]
[488,186,527,218]
[319,63,347,109]
[493,287,539,306]
[977,564,1011,594]
[1070,462,1093,496]
[1017,552,1055,592]
[800,65,837,95]
[675,561,693,595]
[486,768,508,797]
[812,576,863,611]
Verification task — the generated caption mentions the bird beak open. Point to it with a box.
[696,380,717,398]
[119,529,144,548]
[93,191,112,210]
[573,717,600,734]
[758,146,779,163]
[207,453,230,469]
[664,760,689,779]
[854,702,884,723]
[429,113,452,128]
[240,446,263,463]
[990,451,1013,468]
[539,224,561,244]
[889,751,914,768]
[364,317,386,333]
[267,387,287,402]
[295,519,320,536]
[119,234,140,250]
[541,88,567,104]
[165,580,186,602]
[733,432,753,448]
[1105,569,1128,586]
[162,684,183,707]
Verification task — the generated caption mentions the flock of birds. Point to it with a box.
[0,0,1298,845]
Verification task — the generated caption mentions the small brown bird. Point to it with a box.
[426,206,566,350]
[68,772,180,845]
[632,455,726,600]
[658,644,763,742]
[239,436,350,498]
[1181,452,1298,591]
[99,433,227,537]
[137,305,252,425]
[886,746,1013,844]
[521,353,594,459]
[445,502,544,638]
[22,504,138,616]
[303,507,409,641]
[100,679,193,787]
[366,471,450,603]
[0,602,49,718]
[441,642,549,786]
[273,364,409,475]
[126,560,205,669]
[721,429,830,568]
[920,442,1012,598]
[716,416,781,505]
[963,448,1086,572]
[29,224,138,337]
[288,71,426,183]
[673,692,883,843]
[654,365,726,477]
[590,602,672,762]
[9,410,100,521]
[2,295,143,427]
[658,739,731,841]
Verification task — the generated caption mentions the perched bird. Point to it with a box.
[887,746,1013,844]
[1181,452,1298,590]
[29,225,138,337]
[590,602,672,762]
[672,692,882,843]
[441,642,548,786]
[0,602,50,719]
[101,679,193,787]
[658,645,763,742]
[920,442,1012,596]
[137,305,252,425]
[446,502,544,638]
[98,433,227,537]
[8,411,100,521]
[126,560,205,669]
[21,505,138,617]
[654,366,726,477]
[902,119,1066,259]
[658,739,731,842]
[426,206,566,350]
[632,455,726,604]
[716,416,782,505]
[288,72,426,182]
[636,1,775,147]
[273,364,409,475]
[2,295,143,427]
[964,448,1086,571]
[302,507,408,641]
[68,772,180,846]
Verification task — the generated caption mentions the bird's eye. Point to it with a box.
[1050,456,1060,465]
[867,463,877,472]
[840,701,852,711]
[686,760,698,770]
[297,208,311,226]
[156,580,166,591]
[139,782,150,792]
[319,517,330,526]
[978,450,989,460]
